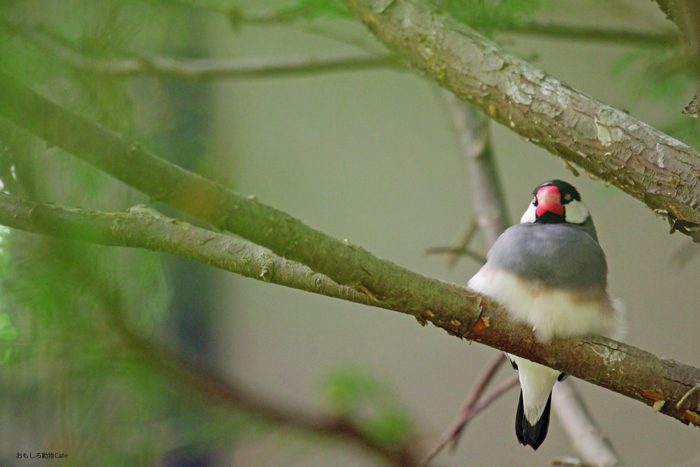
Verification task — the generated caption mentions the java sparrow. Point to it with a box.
[468,180,622,450]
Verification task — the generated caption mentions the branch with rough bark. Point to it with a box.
[342,0,700,242]
[0,75,697,432]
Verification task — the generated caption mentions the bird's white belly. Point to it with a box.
[468,265,622,342]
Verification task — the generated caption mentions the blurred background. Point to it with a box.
[0,0,698,466]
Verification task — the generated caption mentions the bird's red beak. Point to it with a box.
[536,186,564,217]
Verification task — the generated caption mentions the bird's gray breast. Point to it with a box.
[487,223,607,290]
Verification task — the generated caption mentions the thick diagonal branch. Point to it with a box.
[0,186,697,432]
[343,0,700,239]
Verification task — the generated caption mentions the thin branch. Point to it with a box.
[421,373,518,466]
[450,354,508,436]
[466,374,519,420]
[421,353,506,465]
[1,20,400,80]
[444,218,480,266]
[69,52,400,81]
[553,381,624,467]
[0,73,699,430]
[441,91,508,248]
[424,245,486,264]
[343,0,700,240]
[508,22,679,47]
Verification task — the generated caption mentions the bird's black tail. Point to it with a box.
[515,390,552,450]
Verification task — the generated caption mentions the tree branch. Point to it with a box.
[0,71,698,430]
[508,22,679,47]
[441,91,508,247]
[0,196,376,307]
[421,354,512,465]
[1,20,400,80]
[342,0,700,240]
[553,381,623,467]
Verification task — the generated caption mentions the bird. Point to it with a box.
[468,179,622,450]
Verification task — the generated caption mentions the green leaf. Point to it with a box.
[0,313,17,342]
[364,409,412,444]
[321,368,381,413]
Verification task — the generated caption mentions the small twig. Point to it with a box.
[424,245,487,266]
[421,375,518,465]
[676,382,700,410]
[357,283,380,302]
[463,374,519,421]
[421,354,512,465]
[508,22,679,47]
[446,218,479,267]
[451,353,507,439]
[425,216,486,266]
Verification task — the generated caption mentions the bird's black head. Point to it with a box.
[521,180,589,225]
[532,180,581,203]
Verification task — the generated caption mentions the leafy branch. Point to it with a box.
[0,19,399,80]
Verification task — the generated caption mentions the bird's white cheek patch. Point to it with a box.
[564,200,589,224]
[520,202,537,223]
[468,266,622,342]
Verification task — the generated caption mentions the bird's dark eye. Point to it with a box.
[533,197,538,206]
[563,193,572,203]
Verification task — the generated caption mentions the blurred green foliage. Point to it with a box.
[273,0,351,21]
[612,47,700,149]
[438,0,541,36]
[0,0,696,466]
[321,368,413,445]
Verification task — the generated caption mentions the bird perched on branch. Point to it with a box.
[468,180,622,450]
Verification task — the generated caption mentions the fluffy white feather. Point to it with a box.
[469,265,622,426]
[468,265,622,342]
